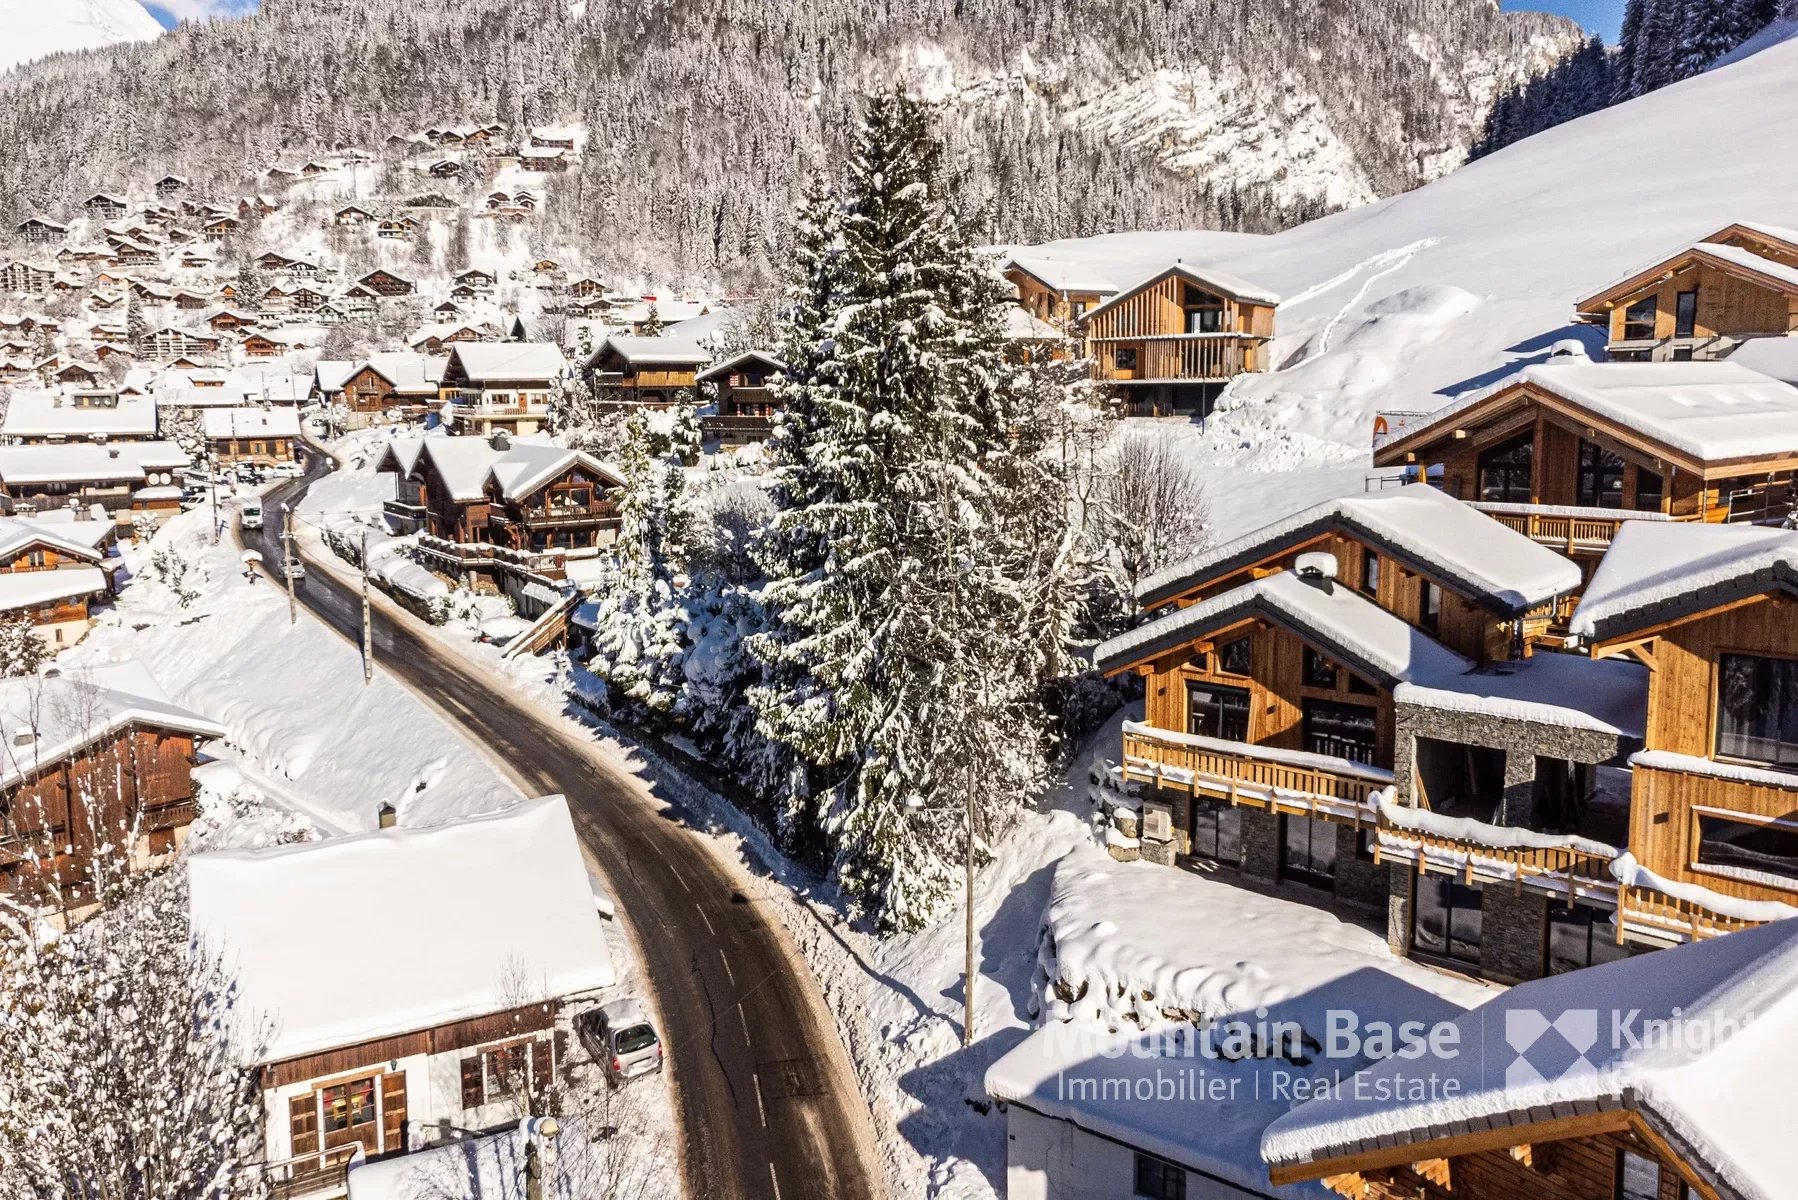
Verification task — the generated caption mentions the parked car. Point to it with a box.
[283,560,306,581]
[269,461,304,479]
[578,999,662,1085]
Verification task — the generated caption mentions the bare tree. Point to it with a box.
[1095,432,1211,608]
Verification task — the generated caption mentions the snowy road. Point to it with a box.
[243,458,884,1200]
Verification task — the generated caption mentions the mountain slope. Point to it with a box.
[0,0,162,77]
[0,0,1582,281]
[1007,27,1798,466]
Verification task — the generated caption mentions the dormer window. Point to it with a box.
[1621,296,1658,342]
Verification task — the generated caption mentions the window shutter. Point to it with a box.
[460,1055,483,1109]
[288,1092,318,1158]
[380,1071,408,1155]
[530,1038,552,1086]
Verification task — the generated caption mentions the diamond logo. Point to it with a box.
[1504,1008,1601,1086]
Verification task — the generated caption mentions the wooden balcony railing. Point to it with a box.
[1615,886,1764,944]
[1120,722,1390,822]
[255,1142,363,1199]
[1469,502,1678,553]
[701,414,776,441]
[1093,335,1261,383]
[1373,804,1619,902]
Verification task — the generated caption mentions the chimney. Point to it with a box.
[489,430,511,452]
[1294,551,1338,592]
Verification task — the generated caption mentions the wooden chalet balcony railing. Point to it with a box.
[257,1143,363,1199]
[1615,887,1763,944]
[1468,502,1678,552]
[1093,335,1261,383]
[1373,804,1619,902]
[1120,722,1390,822]
[702,414,776,440]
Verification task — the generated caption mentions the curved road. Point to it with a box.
[243,456,882,1200]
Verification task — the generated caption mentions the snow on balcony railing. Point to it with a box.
[1469,501,1678,552]
[1373,796,1620,902]
[1120,722,1390,824]
[1612,851,1798,944]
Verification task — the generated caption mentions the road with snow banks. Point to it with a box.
[243,456,883,1200]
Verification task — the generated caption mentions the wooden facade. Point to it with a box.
[384,449,621,556]
[1004,263,1113,326]
[698,351,784,444]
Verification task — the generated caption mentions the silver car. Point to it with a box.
[579,999,663,1085]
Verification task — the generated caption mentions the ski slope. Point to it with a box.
[1008,26,1798,468]
[0,0,162,75]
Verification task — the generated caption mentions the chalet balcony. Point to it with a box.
[1372,801,1620,903]
[1468,502,1676,552]
[491,499,620,529]
[701,414,776,442]
[257,1143,362,1199]
[1092,334,1265,384]
[1120,722,1391,824]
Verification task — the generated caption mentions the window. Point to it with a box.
[1616,1150,1661,1200]
[1303,648,1339,690]
[1114,347,1138,372]
[1696,813,1798,884]
[320,1077,377,1137]
[482,1042,530,1099]
[1577,441,1626,509]
[1188,800,1242,867]
[1412,876,1482,968]
[1547,903,1629,975]
[1716,653,1798,769]
[1186,682,1250,742]
[1182,284,1224,334]
[1360,548,1380,596]
[463,1038,553,1108]
[1218,635,1252,676]
[1622,296,1658,341]
[1070,300,1088,319]
[1635,469,1664,512]
[1675,289,1698,339]
[1304,699,1379,764]
[1671,346,1696,362]
[1134,1151,1186,1200]
[1281,814,1337,890]
[1477,432,1533,504]
[1419,579,1441,635]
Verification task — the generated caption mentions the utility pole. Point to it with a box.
[360,528,373,684]
[207,446,220,546]
[282,502,297,625]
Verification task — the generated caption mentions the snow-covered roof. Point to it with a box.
[0,388,157,440]
[311,359,356,393]
[1694,241,1798,293]
[1002,306,1067,341]
[1724,334,1798,386]
[0,661,224,788]
[0,565,108,614]
[1393,650,1648,738]
[1096,567,1474,687]
[1570,520,1798,641]
[1262,917,1798,1200]
[1387,361,1798,467]
[1003,255,1120,296]
[695,349,785,383]
[201,407,300,439]
[0,440,189,485]
[0,515,106,564]
[379,434,620,502]
[445,341,568,383]
[1082,260,1283,325]
[1138,483,1579,614]
[188,795,616,1064]
[361,351,444,394]
[591,334,711,368]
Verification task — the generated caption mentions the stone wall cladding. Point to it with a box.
[1481,885,1550,984]
[1241,807,1282,883]
[1333,823,1387,909]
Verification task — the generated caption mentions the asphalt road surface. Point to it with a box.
[243,453,882,1200]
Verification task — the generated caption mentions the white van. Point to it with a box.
[240,498,264,531]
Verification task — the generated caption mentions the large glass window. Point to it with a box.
[1303,699,1379,765]
[1577,440,1626,509]
[1477,433,1533,504]
[1135,1151,1186,1200]
[1622,296,1658,341]
[1186,682,1250,742]
[1675,290,1699,339]
[1419,579,1441,635]
[1189,799,1242,867]
[1218,635,1252,676]
[1547,903,1629,975]
[1302,647,1339,690]
[1696,814,1798,883]
[320,1077,377,1137]
[1634,469,1664,512]
[1716,653,1798,769]
[1281,814,1337,890]
[1182,284,1224,335]
[1412,876,1483,968]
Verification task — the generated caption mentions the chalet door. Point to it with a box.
[318,1074,382,1158]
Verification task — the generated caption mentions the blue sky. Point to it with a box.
[1506,0,1626,41]
[145,0,1628,42]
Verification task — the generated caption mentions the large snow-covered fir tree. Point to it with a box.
[748,92,1084,931]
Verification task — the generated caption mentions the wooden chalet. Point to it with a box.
[1262,917,1798,1200]
[0,516,116,649]
[84,193,128,221]
[333,204,377,226]
[1575,221,1798,363]
[188,797,615,1198]
[377,433,622,579]
[1372,361,1798,556]
[427,159,462,180]
[1004,255,1119,326]
[1075,261,1279,416]
[207,308,258,334]
[698,350,785,444]
[0,259,57,293]
[203,407,300,469]
[16,216,68,246]
[0,661,223,910]
[358,269,415,297]
[1570,522,1798,945]
[153,175,188,198]
[438,342,567,437]
[0,442,190,521]
[336,353,444,421]
[583,334,710,406]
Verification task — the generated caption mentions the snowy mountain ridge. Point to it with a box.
[1005,26,1798,474]
[0,0,162,77]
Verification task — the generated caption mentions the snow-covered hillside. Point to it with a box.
[0,0,161,76]
[1008,27,1798,470]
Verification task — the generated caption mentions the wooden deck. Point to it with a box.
[1468,504,1660,553]
[1373,809,1618,903]
[1091,334,1263,383]
[1121,726,1388,822]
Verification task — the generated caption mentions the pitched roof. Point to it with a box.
[0,566,108,614]
[1138,484,1580,614]
[0,661,225,788]
[445,341,568,382]
[590,334,711,369]
[0,441,189,485]
[1082,261,1282,326]
[1096,568,1474,686]
[1003,256,1120,296]
[1262,917,1798,1200]
[1578,222,1798,311]
[201,407,300,439]
[0,388,158,440]
[188,796,616,1063]
[0,515,106,564]
[378,434,620,502]
[695,349,785,383]
[1570,520,1798,642]
[1379,361,1798,469]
